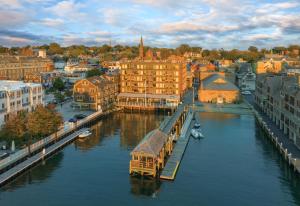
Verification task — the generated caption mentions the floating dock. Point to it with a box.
[160,109,194,180]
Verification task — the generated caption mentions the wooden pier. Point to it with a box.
[129,105,189,177]
[0,128,86,186]
[160,109,194,180]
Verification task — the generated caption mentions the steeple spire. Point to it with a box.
[139,36,144,60]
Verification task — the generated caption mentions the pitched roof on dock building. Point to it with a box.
[131,129,168,157]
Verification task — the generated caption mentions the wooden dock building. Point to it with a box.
[129,129,173,177]
[129,104,188,177]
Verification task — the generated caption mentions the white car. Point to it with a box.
[241,91,251,95]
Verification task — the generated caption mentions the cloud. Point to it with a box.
[0,10,30,28]
[1,0,300,49]
[47,0,86,20]
[0,0,22,8]
[39,18,65,27]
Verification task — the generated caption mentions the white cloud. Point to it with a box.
[0,0,22,8]
[47,0,86,20]
[40,18,64,27]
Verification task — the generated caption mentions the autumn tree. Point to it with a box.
[0,112,27,144]
[48,43,63,55]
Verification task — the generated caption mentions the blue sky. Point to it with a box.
[0,0,300,49]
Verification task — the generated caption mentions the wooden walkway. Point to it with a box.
[160,109,194,180]
[0,128,86,186]
[161,105,185,134]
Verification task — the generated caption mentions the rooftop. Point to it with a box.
[201,74,239,91]
[0,80,41,91]
[131,129,168,156]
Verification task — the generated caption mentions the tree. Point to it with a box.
[248,46,258,53]
[48,43,63,55]
[175,44,191,55]
[54,91,65,103]
[27,105,63,138]
[53,77,65,91]
[1,112,26,143]
[86,69,102,78]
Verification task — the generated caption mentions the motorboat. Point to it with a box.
[191,122,204,139]
[78,129,92,138]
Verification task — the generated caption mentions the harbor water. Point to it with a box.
[1,112,300,206]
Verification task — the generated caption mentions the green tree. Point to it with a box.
[86,69,102,78]
[54,92,65,103]
[53,77,65,91]
[248,46,258,53]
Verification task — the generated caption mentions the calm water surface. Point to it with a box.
[1,112,300,206]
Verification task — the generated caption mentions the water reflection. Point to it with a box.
[254,123,300,205]
[119,112,164,149]
[198,112,239,120]
[1,152,64,192]
[130,176,162,197]
[74,112,165,151]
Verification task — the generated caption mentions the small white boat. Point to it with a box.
[191,122,204,139]
[78,129,92,138]
[191,129,200,138]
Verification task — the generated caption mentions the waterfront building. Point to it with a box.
[198,73,240,104]
[0,55,54,81]
[104,70,120,93]
[217,59,233,68]
[129,129,173,177]
[0,81,44,125]
[117,38,187,109]
[38,49,47,58]
[73,76,118,111]
[255,73,300,147]
[256,58,282,74]
[64,60,94,73]
[24,71,61,87]
[183,52,202,59]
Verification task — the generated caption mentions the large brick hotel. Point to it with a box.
[117,38,187,109]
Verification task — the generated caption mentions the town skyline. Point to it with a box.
[1,0,300,49]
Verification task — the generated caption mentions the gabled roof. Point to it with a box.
[201,74,239,91]
[131,129,168,157]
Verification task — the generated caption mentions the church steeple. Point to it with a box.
[139,36,144,60]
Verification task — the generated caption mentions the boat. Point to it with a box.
[78,129,92,138]
[191,128,201,138]
[191,122,204,139]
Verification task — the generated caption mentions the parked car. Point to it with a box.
[74,114,87,120]
[68,118,77,123]
[241,91,251,95]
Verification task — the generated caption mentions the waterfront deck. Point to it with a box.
[160,109,194,180]
[0,128,86,186]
